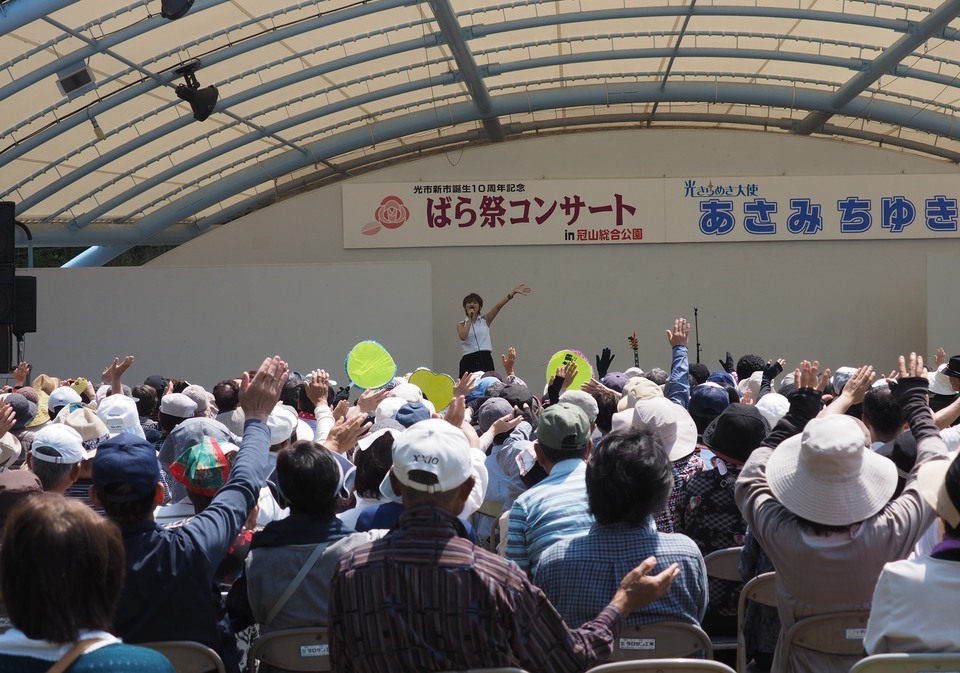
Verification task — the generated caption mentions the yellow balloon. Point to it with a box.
[345,340,396,389]
[546,350,593,392]
[409,368,456,410]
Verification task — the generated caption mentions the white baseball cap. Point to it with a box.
[30,425,85,464]
[386,418,471,494]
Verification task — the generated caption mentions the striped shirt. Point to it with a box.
[506,458,593,576]
[329,506,623,673]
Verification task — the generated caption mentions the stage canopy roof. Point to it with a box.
[3,0,960,265]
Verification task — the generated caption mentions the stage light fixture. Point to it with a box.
[174,61,218,122]
[161,0,194,20]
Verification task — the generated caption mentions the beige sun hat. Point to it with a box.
[631,397,698,462]
[616,377,663,412]
[767,415,897,526]
[917,451,960,529]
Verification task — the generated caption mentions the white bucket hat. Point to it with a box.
[631,397,698,462]
[767,415,897,526]
[917,451,960,529]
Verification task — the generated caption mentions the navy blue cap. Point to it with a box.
[92,432,161,502]
[395,402,431,428]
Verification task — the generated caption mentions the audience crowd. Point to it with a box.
[0,319,958,673]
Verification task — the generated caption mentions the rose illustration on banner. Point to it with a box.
[362,195,410,235]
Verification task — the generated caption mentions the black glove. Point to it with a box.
[763,359,783,380]
[333,386,351,405]
[595,347,615,379]
[719,351,735,373]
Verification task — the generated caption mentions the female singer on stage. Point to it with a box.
[457,284,531,377]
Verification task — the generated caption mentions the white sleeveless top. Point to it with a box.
[460,316,492,355]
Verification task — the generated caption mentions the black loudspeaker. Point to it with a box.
[0,265,12,325]
[0,324,10,373]
[13,276,36,336]
[0,202,15,266]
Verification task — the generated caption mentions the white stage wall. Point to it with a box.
[13,263,431,389]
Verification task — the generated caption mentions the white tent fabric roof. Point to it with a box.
[3,0,960,265]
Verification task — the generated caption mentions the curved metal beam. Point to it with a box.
[427,0,504,141]
[6,1,953,209]
[796,0,960,134]
[61,79,960,267]
[0,0,81,36]
[41,40,960,225]
[0,0,232,107]
[0,0,415,175]
[10,28,431,215]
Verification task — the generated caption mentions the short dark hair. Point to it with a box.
[462,293,483,310]
[280,380,302,409]
[862,388,902,439]
[158,411,184,434]
[276,441,342,516]
[29,447,76,491]
[593,389,618,434]
[353,433,394,499]
[1,495,124,643]
[586,428,673,526]
[212,380,240,413]
[132,385,157,418]
[538,443,588,465]
[100,485,157,523]
[736,354,766,383]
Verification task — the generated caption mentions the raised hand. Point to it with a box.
[305,369,330,407]
[842,365,876,404]
[764,358,785,380]
[667,317,690,347]
[12,362,29,387]
[501,346,517,375]
[719,351,734,374]
[325,413,371,454]
[453,372,478,400]
[595,347,615,378]
[490,412,524,436]
[356,387,391,414]
[935,347,947,367]
[896,352,925,378]
[239,356,289,423]
[795,360,820,390]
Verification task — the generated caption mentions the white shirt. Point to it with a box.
[460,316,492,355]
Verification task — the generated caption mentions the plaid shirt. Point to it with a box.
[674,463,747,621]
[329,506,623,673]
[655,452,705,533]
[534,520,708,628]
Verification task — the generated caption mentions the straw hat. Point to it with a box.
[767,415,897,526]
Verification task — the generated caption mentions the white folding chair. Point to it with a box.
[250,627,332,672]
[850,653,960,673]
[588,658,736,672]
[735,571,777,673]
[779,610,870,670]
[609,622,713,661]
[702,546,744,653]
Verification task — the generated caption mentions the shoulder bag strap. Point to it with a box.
[265,542,328,625]
[47,637,109,673]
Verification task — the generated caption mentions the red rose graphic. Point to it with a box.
[375,196,410,230]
